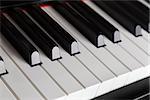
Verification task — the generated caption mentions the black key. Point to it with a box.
[0,56,3,61]
[113,1,149,33]
[51,2,105,47]
[25,5,80,55]
[67,1,121,43]
[93,1,142,37]
[145,0,150,3]
[0,14,41,66]
[6,9,61,61]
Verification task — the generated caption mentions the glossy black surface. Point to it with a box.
[114,1,149,32]
[67,1,120,43]
[93,1,142,37]
[25,6,78,55]
[52,1,105,48]
[0,14,39,66]
[5,9,59,61]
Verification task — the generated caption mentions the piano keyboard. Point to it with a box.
[0,0,150,100]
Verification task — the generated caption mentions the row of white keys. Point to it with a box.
[0,79,17,100]
[1,36,66,100]
[42,6,134,96]
[39,48,86,99]
[84,0,150,85]
[84,0,149,66]
[0,47,43,100]
[58,48,100,100]
[42,7,101,100]
[104,38,142,70]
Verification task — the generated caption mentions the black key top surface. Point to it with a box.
[26,5,80,55]
[6,9,61,61]
[0,14,41,66]
[67,1,120,43]
[51,2,105,47]
[93,1,142,37]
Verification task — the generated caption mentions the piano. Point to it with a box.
[0,0,149,100]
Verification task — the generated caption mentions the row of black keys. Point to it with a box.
[1,1,149,66]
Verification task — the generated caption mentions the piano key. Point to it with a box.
[119,34,149,66]
[85,1,150,56]
[84,0,149,65]
[130,1,149,18]
[104,38,142,70]
[85,0,150,55]
[113,1,149,32]
[92,1,142,37]
[0,56,7,76]
[0,47,44,100]
[25,6,79,55]
[139,0,150,8]
[75,42,115,82]
[48,3,105,47]
[46,7,134,96]
[58,48,100,99]
[0,79,17,100]
[142,29,150,43]
[122,30,150,56]
[0,14,41,66]
[145,0,150,3]
[1,36,66,100]
[45,5,130,76]
[67,1,121,43]
[5,9,61,61]
[37,47,85,98]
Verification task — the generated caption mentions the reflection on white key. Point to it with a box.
[1,36,66,100]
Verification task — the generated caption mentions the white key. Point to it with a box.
[119,34,149,66]
[1,36,66,100]
[0,79,17,100]
[75,42,115,81]
[0,48,44,100]
[39,48,85,98]
[59,49,100,100]
[44,6,131,97]
[121,29,150,56]
[0,57,6,75]
[105,38,142,70]
[142,29,150,43]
